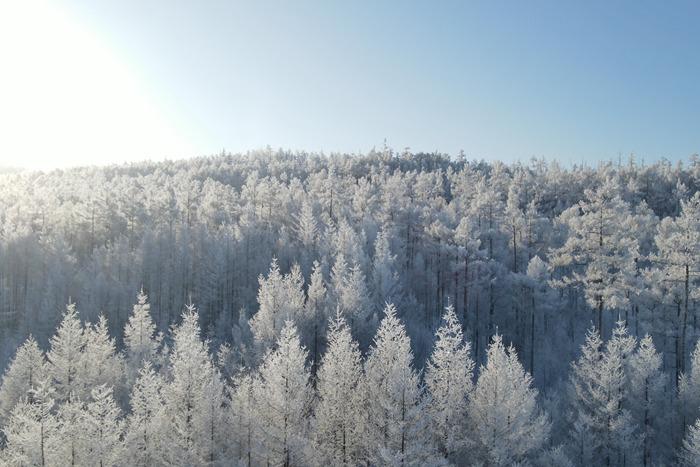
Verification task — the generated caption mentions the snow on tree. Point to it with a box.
[372,227,401,307]
[680,340,700,438]
[229,370,258,466]
[312,312,364,466]
[550,181,640,333]
[468,334,550,466]
[0,379,59,467]
[628,334,668,466]
[55,394,86,466]
[123,290,161,381]
[567,324,640,466]
[252,321,313,467]
[46,302,86,402]
[304,260,329,374]
[363,303,440,465]
[0,336,47,423]
[82,385,124,467]
[123,362,165,467]
[160,304,218,465]
[249,259,306,351]
[425,305,474,461]
[680,418,700,467]
[82,315,124,401]
[652,192,700,382]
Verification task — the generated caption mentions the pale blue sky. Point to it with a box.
[1,0,698,168]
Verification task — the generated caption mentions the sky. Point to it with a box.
[0,0,699,169]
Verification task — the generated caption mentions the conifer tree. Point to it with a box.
[425,305,474,461]
[469,334,549,466]
[0,336,47,423]
[312,312,364,466]
[47,302,86,402]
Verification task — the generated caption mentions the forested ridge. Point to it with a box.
[2,149,700,465]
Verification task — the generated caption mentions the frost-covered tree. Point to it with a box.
[230,371,257,466]
[47,302,86,402]
[0,380,58,467]
[0,337,47,423]
[82,385,124,467]
[363,303,439,465]
[680,418,700,467]
[249,259,306,351]
[550,181,640,333]
[680,340,700,438]
[425,305,474,461]
[160,305,217,465]
[82,315,124,400]
[123,362,165,467]
[312,312,364,466]
[123,290,160,381]
[567,324,639,466]
[55,395,86,466]
[253,321,313,467]
[628,335,667,466]
[468,334,549,466]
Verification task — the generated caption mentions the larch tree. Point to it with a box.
[550,181,640,334]
[82,385,124,467]
[230,371,258,466]
[0,336,47,424]
[47,302,86,402]
[652,192,700,382]
[425,305,475,461]
[249,259,307,352]
[363,303,439,466]
[82,315,124,402]
[312,312,364,466]
[628,334,668,466]
[123,362,166,467]
[253,321,313,467]
[161,305,216,466]
[0,379,59,467]
[468,334,550,466]
[680,419,700,467]
[123,290,161,382]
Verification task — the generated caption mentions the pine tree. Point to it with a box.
[372,227,401,307]
[253,321,313,467]
[468,334,549,466]
[363,303,439,465]
[425,305,474,461]
[0,336,47,423]
[47,302,86,402]
[312,312,364,466]
[305,260,329,375]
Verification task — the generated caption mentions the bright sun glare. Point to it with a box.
[0,0,194,169]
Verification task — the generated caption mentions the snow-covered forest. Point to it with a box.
[2,149,700,465]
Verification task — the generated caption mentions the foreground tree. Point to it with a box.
[253,321,313,467]
[468,334,550,466]
[363,303,440,465]
[0,337,47,423]
[425,305,474,461]
[47,302,86,402]
[312,313,364,466]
